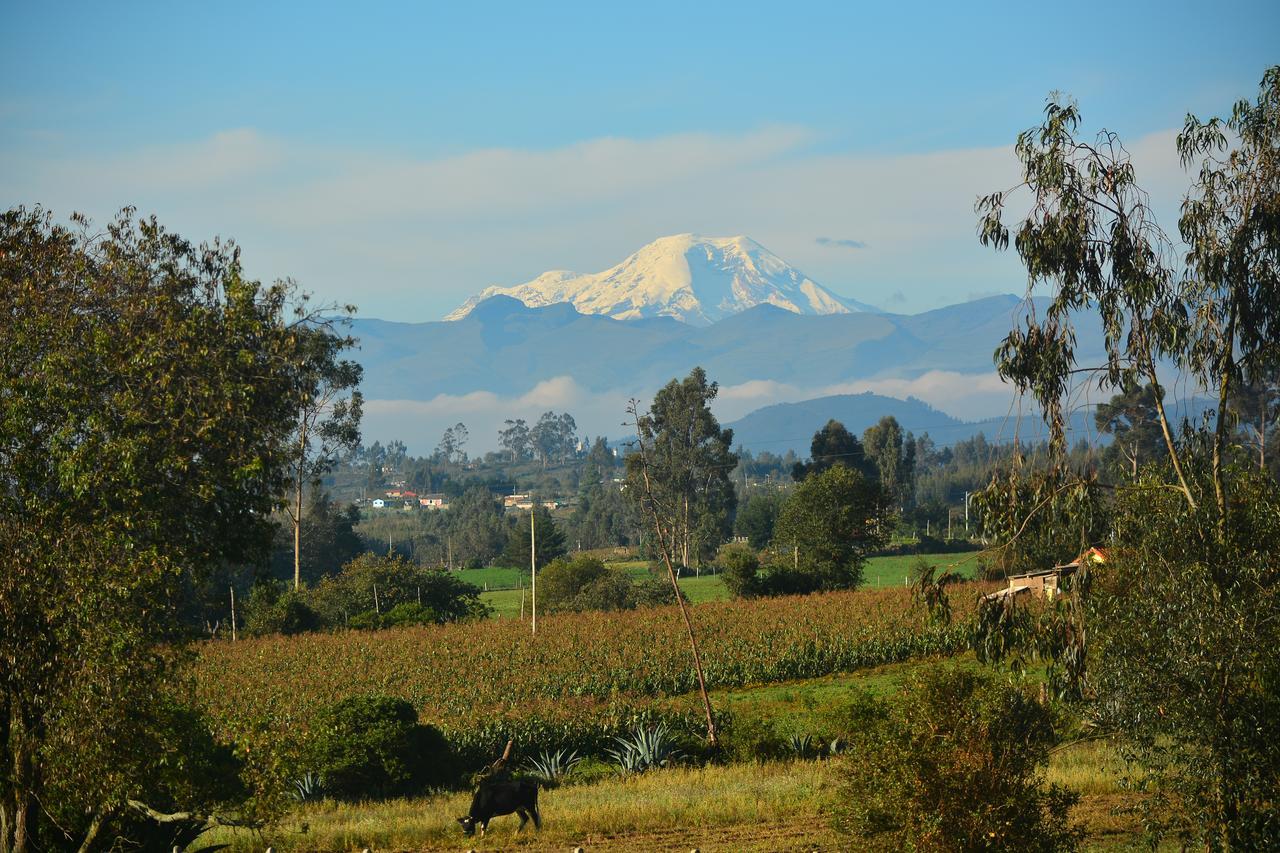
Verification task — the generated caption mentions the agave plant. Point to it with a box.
[606,723,681,773]
[291,771,324,802]
[522,747,583,786]
[786,733,817,760]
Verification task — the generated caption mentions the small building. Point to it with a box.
[503,493,531,508]
[419,493,447,509]
[371,498,386,509]
[984,547,1108,602]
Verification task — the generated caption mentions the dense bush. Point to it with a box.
[309,695,454,799]
[539,554,679,612]
[633,574,679,607]
[243,579,321,636]
[716,543,760,598]
[832,667,1081,852]
[309,552,488,627]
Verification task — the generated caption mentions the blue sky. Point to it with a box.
[3,0,1277,320]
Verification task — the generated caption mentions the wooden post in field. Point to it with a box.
[229,585,237,642]
[520,587,526,620]
[374,583,380,614]
[530,510,537,635]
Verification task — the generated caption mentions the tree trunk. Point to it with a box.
[631,412,717,747]
[1211,304,1238,544]
[293,421,307,590]
[75,811,107,853]
[1144,357,1197,511]
[8,723,33,853]
[1262,405,1268,472]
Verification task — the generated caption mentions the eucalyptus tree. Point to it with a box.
[284,309,362,589]
[625,367,738,746]
[974,68,1280,848]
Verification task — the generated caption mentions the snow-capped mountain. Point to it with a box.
[444,234,877,325]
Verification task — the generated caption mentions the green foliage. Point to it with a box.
[792,419,873,482]
[309,552,488,628]
[1085,467,1280,849]
[720,713,787,763]
[733,489,784,549]
[538,555,636,612]
[606,723,682,773]
[246,583,322,636]
[973,68,1280,849]
[538,555,609,608]
[773,465,889,590]
[971,466,1106,579]
[505,505,568,570]
[1093,377,1169,479]
[271,491,363,585]
[284,309,363,589]
[632,574,679,607]
[625,367,738,568]
[909,557,963,626]
[832,668,1081,852]
[1,207,322,849]
[309,695,454,799]
[716,542,761,598]
[522,748,583,787]
[863,415,916,507]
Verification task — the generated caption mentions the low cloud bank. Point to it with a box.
[361,371,1022,456]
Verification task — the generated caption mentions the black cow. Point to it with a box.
[456,777,541,837]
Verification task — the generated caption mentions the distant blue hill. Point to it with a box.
[724,392,1106,455]
[351,293,1095,400]
[725,391,1218,457]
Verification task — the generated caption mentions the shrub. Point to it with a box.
[538,555,609,610]
[570,570,636,612]
[633,574,678,607]
[244,578,320,636]
[309,695,454,799]
[309,553,488,628]
[831,667,1081,852]
[720,712,786,762]
[539,555,645,612]
[716,543,760,598]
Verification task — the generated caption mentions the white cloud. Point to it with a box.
[361,371,1028,456]
[2,123,1190,321]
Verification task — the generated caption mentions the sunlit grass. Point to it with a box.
[204,761,832,851]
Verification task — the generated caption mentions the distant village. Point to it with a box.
[359,487,561,513]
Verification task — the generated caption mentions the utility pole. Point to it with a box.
[530,510,537,635]
[964,491,973,535]
[229,585,237,642]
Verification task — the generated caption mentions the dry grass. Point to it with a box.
[203,761,834,852]
[203,738,1151,851]
[1045,738,1149,849]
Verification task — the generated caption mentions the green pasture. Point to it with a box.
[475,552,980,618]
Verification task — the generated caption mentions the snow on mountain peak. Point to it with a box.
[444,234,876,325]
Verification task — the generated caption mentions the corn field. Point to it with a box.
[191,583,991,810]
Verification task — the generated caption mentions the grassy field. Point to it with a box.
[475,552,981,618]
[202,656,1144,852]
[204,761,834,851]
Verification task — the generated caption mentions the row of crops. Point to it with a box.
[191,582,992,806]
